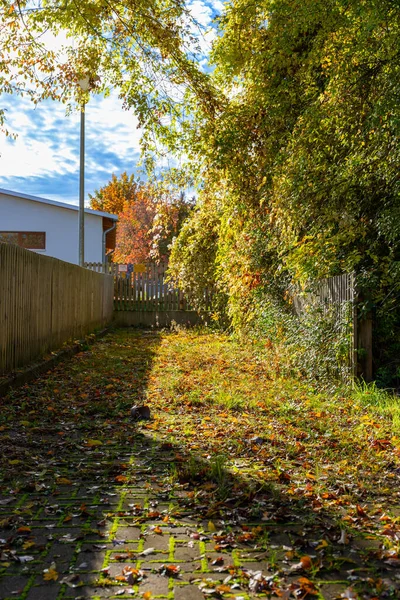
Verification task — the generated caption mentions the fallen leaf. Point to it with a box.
[216,584,231,593]
[86,439,103,447]
[356,505,368,518]
[300,555,312,570]
[17,526,31,534]
[57,477,72,485]
[0,498,13,506]
[139,547,155,556]
[43,568,59,581]
[115,475,128,483]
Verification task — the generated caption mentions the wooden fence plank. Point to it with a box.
[0,243,113,376]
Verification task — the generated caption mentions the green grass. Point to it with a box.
[352,380,400,435]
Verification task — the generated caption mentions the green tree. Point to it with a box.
[168,0,400,379]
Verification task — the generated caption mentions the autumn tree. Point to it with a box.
[89,172,138,215]
[113,187,156,264]
[90,174,193,264]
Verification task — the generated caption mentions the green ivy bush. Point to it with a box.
[249,288,354,389]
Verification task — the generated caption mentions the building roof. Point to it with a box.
[0,188,118,221]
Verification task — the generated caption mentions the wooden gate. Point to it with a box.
[114,263,189,312]
[85,262,213,316]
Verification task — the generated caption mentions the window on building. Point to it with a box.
[0,232,46,250]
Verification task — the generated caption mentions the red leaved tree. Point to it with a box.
[89,173,193,264]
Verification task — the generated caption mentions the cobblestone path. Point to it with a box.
[0,330,399,600]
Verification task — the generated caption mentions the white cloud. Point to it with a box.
[86,94,141,161]
[0,100,77,178]
[0,92,142,186]
[212,1,224,12]
[188,0,214,26]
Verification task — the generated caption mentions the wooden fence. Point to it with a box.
[0,244,114,376]
[86,262,214,313]
[291,273,356,317]
[85,262,119,274]
[290,273,375,381]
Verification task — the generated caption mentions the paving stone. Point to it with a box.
[107,542,139,553]
[113,526,142,540]
[65,585,131,599]
[44,542,76,565]
[138,573,170,596]
[139,561,202,575]
[25,584,62,600]
[178,571,217,582]
[174,583,205,600]
[0,575,30,598]
[235,561,270,572]
[80,543,111,554]
[73,552,106,571]
[173,544,202,562]
[316,582,350,600]
[163,526,195,535]
[143,534,170,551]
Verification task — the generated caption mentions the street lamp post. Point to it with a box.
[78,76,90,267]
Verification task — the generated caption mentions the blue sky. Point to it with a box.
[0,1,223,205]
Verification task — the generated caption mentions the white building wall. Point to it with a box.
[0,192,104,264]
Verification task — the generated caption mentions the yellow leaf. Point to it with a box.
[208,521,217,532]
[20,421,30,427]
[86,439,103,447]
[216,584,231,593]
[43,568,58,581]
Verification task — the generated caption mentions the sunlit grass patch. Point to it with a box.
[352,380,400,435]
[212,390,248,412]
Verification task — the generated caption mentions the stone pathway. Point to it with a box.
[0,426,291,600]
[1,330,399,600]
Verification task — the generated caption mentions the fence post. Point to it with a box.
[357,313,373,382]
